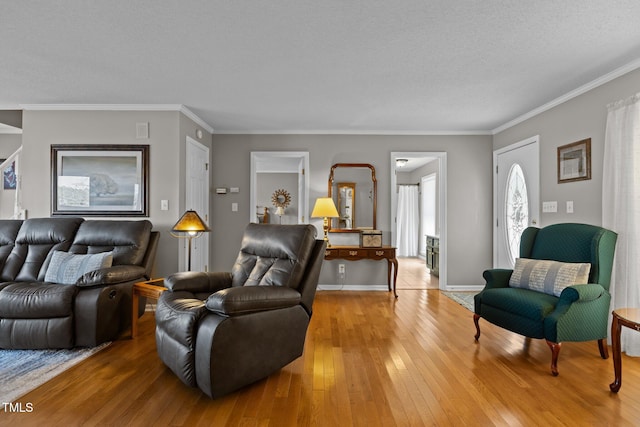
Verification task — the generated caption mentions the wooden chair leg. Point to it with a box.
[598,338,609,359]
[473,314,481,340]
[545,340,561,376]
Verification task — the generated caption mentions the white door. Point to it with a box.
[494,136,540,268]
[420,173,436,257]
[186,137,210,272]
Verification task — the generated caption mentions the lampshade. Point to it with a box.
[275,206,285,216]
[311,197,339,218]
[172,210,211,234]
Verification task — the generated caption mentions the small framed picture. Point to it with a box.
[557,138,591,183]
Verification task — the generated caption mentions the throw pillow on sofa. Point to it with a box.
[509,258,591,297]
[45,251,113,285]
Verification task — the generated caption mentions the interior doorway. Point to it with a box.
[184,137,210,272]
[250,152,309,224]
[390,152,447,289]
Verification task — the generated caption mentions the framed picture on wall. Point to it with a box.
[557,138,591,183]
[51,144,149,216]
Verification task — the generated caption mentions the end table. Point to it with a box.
[131,278,166,338]
[610,308,640,392]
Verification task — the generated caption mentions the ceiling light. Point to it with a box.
[396,159,409,168]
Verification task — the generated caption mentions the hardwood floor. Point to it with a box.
[3,290,640,426]
[396,257,439,290]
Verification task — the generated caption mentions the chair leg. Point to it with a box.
[545,340,561,376]
[598,338,609,359]
[473,314,481,340]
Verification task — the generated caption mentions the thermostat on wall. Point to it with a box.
[216,187,228,194]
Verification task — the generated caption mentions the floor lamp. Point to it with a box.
[171,210,211,271]
[311,197,339,247]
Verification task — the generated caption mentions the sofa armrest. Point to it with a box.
[205,286,301,316]
[482,269,513,289]
[164,271,232,293]
[76,265,146,287]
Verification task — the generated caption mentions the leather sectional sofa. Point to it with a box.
[0,217,158,349]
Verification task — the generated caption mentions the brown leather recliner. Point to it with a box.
[155,223,325,398]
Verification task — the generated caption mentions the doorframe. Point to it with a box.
[184,136,210,272]
[250,152,310,224]
[493,135,540,268]
[390,152,447,290]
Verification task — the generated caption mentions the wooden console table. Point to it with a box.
[324,245,398,298]
[131,278,166,338]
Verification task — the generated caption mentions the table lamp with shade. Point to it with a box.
[170,210,210,271]
[311,197,339,247]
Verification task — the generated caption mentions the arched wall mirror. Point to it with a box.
[328,163,377,232]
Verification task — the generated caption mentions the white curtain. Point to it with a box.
[396,185,419,257]
[603,92,640,356]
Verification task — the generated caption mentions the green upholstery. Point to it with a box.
[474,223,617,375]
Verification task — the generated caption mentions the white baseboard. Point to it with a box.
[442,285,484,292]
[318,284,389,292]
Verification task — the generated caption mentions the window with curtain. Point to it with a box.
[603,91,640,357]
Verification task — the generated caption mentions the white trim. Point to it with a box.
[492,58,640,134]
[19,103,214,134]
[215,129,492,136]
[318,284,388,292]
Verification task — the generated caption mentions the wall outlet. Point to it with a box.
[338,264,345,274]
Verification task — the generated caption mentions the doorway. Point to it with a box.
[494,136,540,268]
[391,152,447,289]
[185,137,210,272]
[250,152,309,224]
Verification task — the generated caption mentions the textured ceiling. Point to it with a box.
[2,1,640,134]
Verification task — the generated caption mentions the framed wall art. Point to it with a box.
[557,138,591,183]
[51,144,149,216]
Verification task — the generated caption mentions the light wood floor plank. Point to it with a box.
[3,289,640,426]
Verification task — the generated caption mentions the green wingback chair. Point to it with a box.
[473,223,617,375]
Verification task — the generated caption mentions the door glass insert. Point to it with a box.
[505,164,528,265]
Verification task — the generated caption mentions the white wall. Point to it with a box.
[211,134,493,288]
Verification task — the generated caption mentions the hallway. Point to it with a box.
[396,256,439,290]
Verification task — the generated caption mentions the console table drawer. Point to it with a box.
[369,248,395,259]
[338,248,368,259]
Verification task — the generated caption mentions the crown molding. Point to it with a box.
[492,58,640,135]
[214,129,492,136]
[19,104,214,134]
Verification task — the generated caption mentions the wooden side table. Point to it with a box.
[131,278,166,338]
[610,308,640,392]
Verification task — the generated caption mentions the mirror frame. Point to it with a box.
[328,163,377,232]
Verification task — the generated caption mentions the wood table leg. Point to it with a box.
[387,258,399,298]
[610,313,622,392]
[131,290,139,338]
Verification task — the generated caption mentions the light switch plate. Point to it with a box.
[542,201,557,213]
[566,201,574,213]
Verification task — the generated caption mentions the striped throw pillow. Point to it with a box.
[509,258,591,297]
[45,250,113,285]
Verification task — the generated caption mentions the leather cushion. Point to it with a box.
[0,282,78,318]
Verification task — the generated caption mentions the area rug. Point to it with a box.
[441,291,477,312]
[0,342,110,403]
